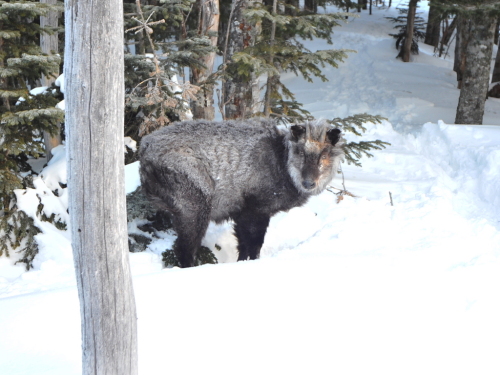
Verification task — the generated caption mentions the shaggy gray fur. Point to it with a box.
[139,118,344,267]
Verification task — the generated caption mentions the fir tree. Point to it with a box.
[430,0,500,124]
[328,114,391,167]
[386,4,426,58]
[218,0,353,122]
[0,0,64,265]
[123,0,213,139]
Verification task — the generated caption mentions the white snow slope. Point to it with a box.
[1,2,500,374]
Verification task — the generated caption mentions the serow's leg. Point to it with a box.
[171,188,211,268]
[234,213,270,261]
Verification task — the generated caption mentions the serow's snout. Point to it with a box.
[301,179,316,190]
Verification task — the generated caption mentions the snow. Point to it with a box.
[125,161,141,195]
[1,2,500,374]
[55,73,65,93]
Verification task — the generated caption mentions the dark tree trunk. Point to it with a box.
[424,4,441,48]
[191,0,220,120]
[492,42,500,83]
[223,0,262,119]
[454,15,471,89]
[304,0,317,14]
[401,0,418,62]
[285,0,298,16]
[495,16,500,45]
[264,0,278,117]
[64,0,138,373]
[438,16,456,57]
[455,12,496,125]
[40,0,61,161]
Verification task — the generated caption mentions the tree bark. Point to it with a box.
[401,0,418,62]
[455,12,496,125]
[424,4,441,48]
[191,0,220,120]
[438,16,456,57]
[40,0,61,161]
[263,0,278,117]
[64,0,138,373]
[304,0,317,14]
[454,15,468,88]
[492,41,500,83]
[223,0,262,119]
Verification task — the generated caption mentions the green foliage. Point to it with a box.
[162,242,219,267]
[0,1,64,265]
[2,174,70,269]
[124,0,214,139]
[429,0,500,17]
[0,206,41,268]
[386,6,426,56]
[219,0,356,122]
[328,114,391,167]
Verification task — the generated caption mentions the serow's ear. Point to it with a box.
[327,128,341,146]
[290,125,306,141]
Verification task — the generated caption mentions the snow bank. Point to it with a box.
[413,121,500,222]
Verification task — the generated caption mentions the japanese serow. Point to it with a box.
[139,119,344,267]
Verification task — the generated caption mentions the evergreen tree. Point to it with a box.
[190,0,220,120]
[424,3,441,48]
[386,2,425,59]
[123,0,213,138]
[0,0,64,264]
[219,0,352,122]
[430,0,500,124]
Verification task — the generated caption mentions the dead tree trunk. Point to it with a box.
[64,0,138,373]
[455,12,496,124]
[191,0,220,120]
[401,0,418,62]
[424,4,441,48]
[223,0,262,119]
[40,0,61,161]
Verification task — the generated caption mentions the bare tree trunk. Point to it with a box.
[223,0,262,119]
[492,42,500,83]
[191,0,220,120]
[40,0,61,161]
[304,0,317,13]
[263,0,278,117]
[65,0,138,373]
[438,16,456,57]
[424,4,441,48]
[454,15,468,88]
[495,16,500,45]
[401,0,418,62]
[455,12,496,125]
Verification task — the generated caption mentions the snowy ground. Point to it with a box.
[2,1,500,374]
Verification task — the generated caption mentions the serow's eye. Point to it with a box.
[320,154,328,160]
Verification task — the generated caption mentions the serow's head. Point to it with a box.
[286,120,344,195]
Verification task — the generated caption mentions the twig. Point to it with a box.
[326,165,358,204]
